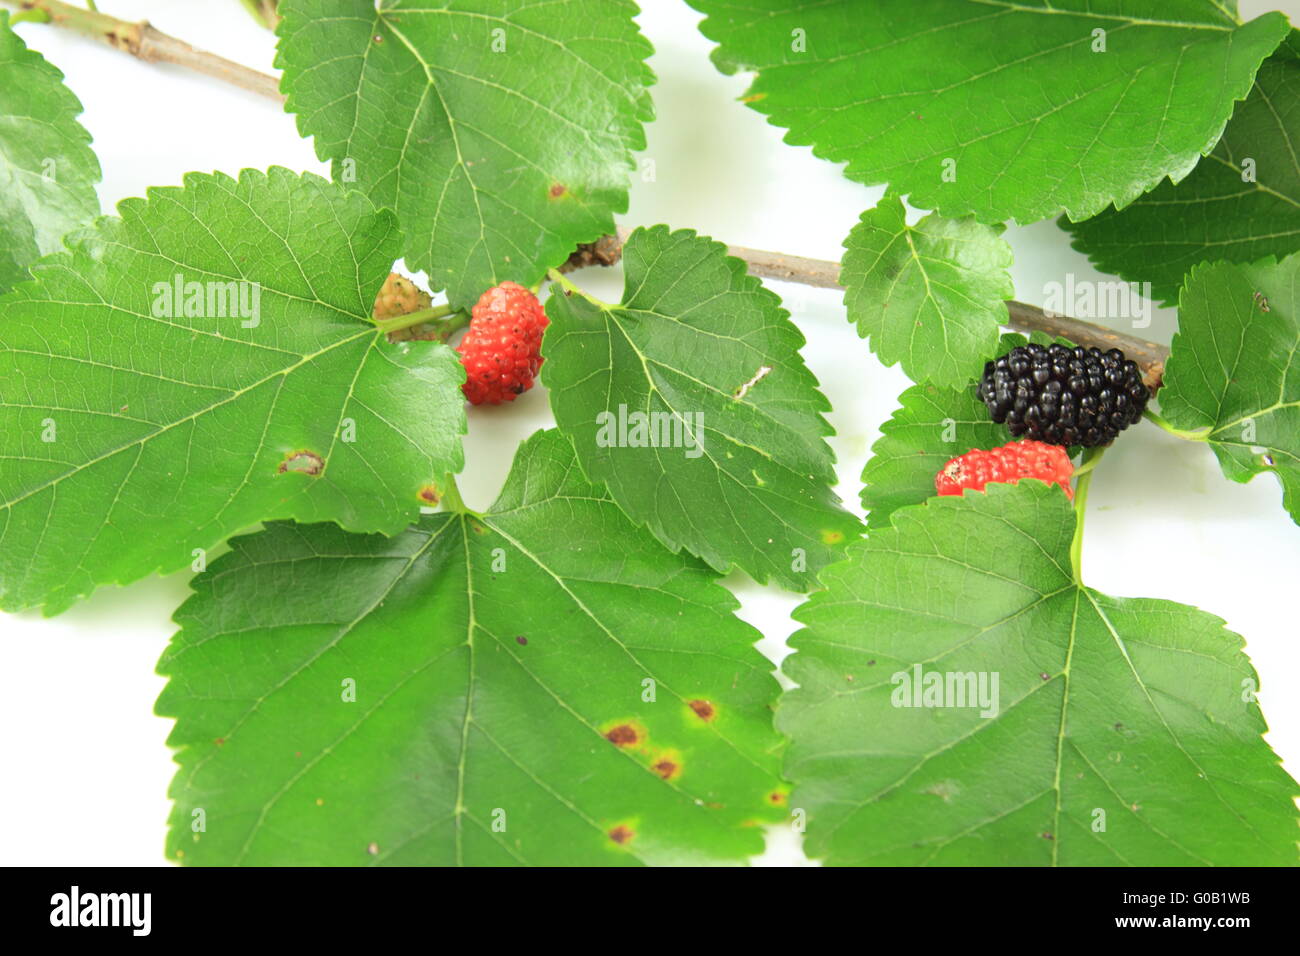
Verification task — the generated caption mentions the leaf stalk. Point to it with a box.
[546,268,616,309]
[439,475,469,515]
[373,304,467,339]
[1069,446,1105,585]
[1143,409,1210,441]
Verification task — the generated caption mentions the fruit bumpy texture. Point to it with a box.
[935,440,1074,499]
[372,272,431,320]
[979,343,1148,447]
[457,281,549,405]
[373,272,446,343]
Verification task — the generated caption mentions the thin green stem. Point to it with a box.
[546,268,616,309]
[1069,447,1105,585]
[8,8,51,22]
[1070,452,1103,477]
[239,0,270,28]
[439,475,470,514]
[373,303,466,338]
[239,0,282,30]
[1143,408,1210,441]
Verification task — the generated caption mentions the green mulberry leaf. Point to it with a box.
[0,167,466,614]
[544,225,861,591]
[841,196,1014,387]
[1065,34,1300,305]
[690,0,1289,224]
[276,0,654,309]
[0,11,100,293]
[157,430,785,866]
[1160,254,1300,526]
[782,482,1298,866]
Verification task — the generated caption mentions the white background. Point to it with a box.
[1,0,1297,867]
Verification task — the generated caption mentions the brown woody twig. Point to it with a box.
[3,0,283,99]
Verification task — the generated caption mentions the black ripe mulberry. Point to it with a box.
[978,344,1149,447]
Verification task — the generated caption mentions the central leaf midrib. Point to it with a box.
[969,0,1238,32]
[1049,588,1082,865]
[452,511,476,867]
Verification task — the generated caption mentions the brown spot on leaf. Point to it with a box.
[279,450,323,476]
[605,724,641,747]
[214,737,225,746]
[549,182,567,198]
[653,759,679,780]
[515,635,528,646]
[689,699,716,722]
[608,825,634,845]
[418,485,440,505]
[768,790,787,806]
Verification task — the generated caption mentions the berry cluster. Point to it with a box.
[978,343,1148,447]
[935,440,1074,499]
[457,281,549,405]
